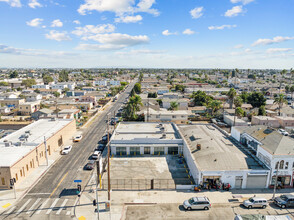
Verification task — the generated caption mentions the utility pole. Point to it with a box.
[44,136,49,166]
[272,161,280,200]
[147,97,150,122]
[95,160,100,220]
[107,113,111,201]
[55,101,58,118]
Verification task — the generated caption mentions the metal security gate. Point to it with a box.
[101,178,192,190]
[246,175,267,189]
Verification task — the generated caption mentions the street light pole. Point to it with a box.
[272,161,280,200]
[107,113,111,201]
[44,136,49,166]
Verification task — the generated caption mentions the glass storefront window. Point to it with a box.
[130,147,140,156]
[154,147,164,155]
[116,147,126,156]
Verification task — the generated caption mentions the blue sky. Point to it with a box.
[0,0,293,68]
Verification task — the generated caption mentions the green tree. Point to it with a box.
[58,70,69,82]
[191,90,212,106]
[139,73,143,82]
[34,89,41,94]
[0,81,9,86]
[175,84,186,93]
[274,94,287,116]
[120,82,128,86]
[134,83,141,94]
[9,70,18,78]
[169,101,179,110]
[208,100,222,116]
[247,92,266,108]
[235,107,245,117]
[53,91,60,97]
[290,85,294,100]
[130,89,135,97]
[285,85,290,93]
[43,75,54,84]
[123,95,143,120]
[258,105,266,116]
[22,79,36,88]
[240,91,249,103]
[227,88,237,109]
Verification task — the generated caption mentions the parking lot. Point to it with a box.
[101,156,192,190]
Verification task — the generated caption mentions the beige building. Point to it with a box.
[251,116,280,128]
[274,116,294,128]
[0,98,25,109]
[0,118,76,189]
[19,101,40,115]
[144,108,188,124]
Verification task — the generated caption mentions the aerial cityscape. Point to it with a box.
[0,0,294,220]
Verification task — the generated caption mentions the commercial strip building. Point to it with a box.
[110,122,183,156]
[178,125,269,189]
[0,118,76,189]
[144,108,188,124]
[231,126,294,188]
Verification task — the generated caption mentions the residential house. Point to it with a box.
[66,90,86,97]
[79,95,97,106]
[110,80,120,86]
[32,84,50,89]
[251,116,280,128]
[274,116,294,128]
[162,98,188,110]
[19,101,40,116]
[24,93,42,102]
[0,98,25,109]
[31,108,54,120]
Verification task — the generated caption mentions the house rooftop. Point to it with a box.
[179,125,266,171]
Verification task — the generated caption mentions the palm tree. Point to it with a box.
[280,69,287,93]
[124,95,143,120]
[290,68,294,85]
[227,88,237,109]
[208,100,222,116]
[169,101,179,111]
[274,94,287,116]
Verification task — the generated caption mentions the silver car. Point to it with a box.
[183,197,211,210]
[243,197,268,209]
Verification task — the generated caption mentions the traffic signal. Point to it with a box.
[77,184,81,192]
[93,199,97,206]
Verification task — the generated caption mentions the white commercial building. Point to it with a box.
[179,124,269,189]
[110,122,183,156]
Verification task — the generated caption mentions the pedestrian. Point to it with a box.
[222,183,224,190]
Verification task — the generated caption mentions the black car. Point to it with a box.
[96,144,105,152]
[85,160,95,170]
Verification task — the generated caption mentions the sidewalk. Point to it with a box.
[75,180,294,220]
[0,130,80,213]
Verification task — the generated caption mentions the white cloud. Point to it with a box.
[182,29,195,35]
[45,30,71,41]
[162,30,177,36]
[225,5,244,17]
[0,0,21,7]
[72,24,115,36]
[116,49,166,55]
[73,20,81,25]
[234,44,244,49]
[78,0,159,16]
[266,48,292,54]
[208,24,237,30]
[115,15,143,23]
[230,0,254,5]
[190,7,204,19]
[28,0,42,8]
[51,19,63,27]
[244,48,252,53]
[26,18,43,27]
[252,36,294,46]
[76,33,149,51]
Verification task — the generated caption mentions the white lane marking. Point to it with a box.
[66,211,71,215]
[56,199,68,215]
[36,198,50,214]
[15,199,32,215]
[5,206,16,215]
[27,193,51,195]
[46,198,59,215]
[26,198,41,215]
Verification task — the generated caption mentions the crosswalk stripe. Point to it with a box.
[56,199,68,215]
[46,198,59,215]
[5,206,16,215]
[26,198,41,215]
[15,199,32,215]
[36,198,50,214]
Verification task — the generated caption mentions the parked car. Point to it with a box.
[61,145,72,155]
[96,144,105,152]
[85,160,95,170]
[183,197,211,210]
[92,151,101,160]
[274,194,294,209]
[101,133,112,143]
[243,197,268,209]
[73,135,83,142]
[235,214,291,220]
[278,129,289,136]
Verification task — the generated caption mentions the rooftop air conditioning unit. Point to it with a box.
[5,141,12,147]
[161,133,166,139]
[25,130,31,135]
[51,117,56,121]
[16,142,22,146]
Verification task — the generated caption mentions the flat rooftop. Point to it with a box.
[0,119,73,167]
[253,116,278,120]
[112,122,180,141]
[179,125,265,171]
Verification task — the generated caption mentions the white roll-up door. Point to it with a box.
[246,175,267,189]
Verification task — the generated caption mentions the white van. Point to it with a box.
[92,151,101,160]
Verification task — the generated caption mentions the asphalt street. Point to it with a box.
[0,80,136,220]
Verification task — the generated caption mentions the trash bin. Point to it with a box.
[105,201,110,211]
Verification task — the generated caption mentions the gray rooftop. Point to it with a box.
[179,125,266,171]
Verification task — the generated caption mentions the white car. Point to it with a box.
[92,151,101,160]
[278,129,289,136]
[61,145,72,155]
[73,135,83,142]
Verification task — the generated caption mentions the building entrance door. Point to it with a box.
[144,147,150,154]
